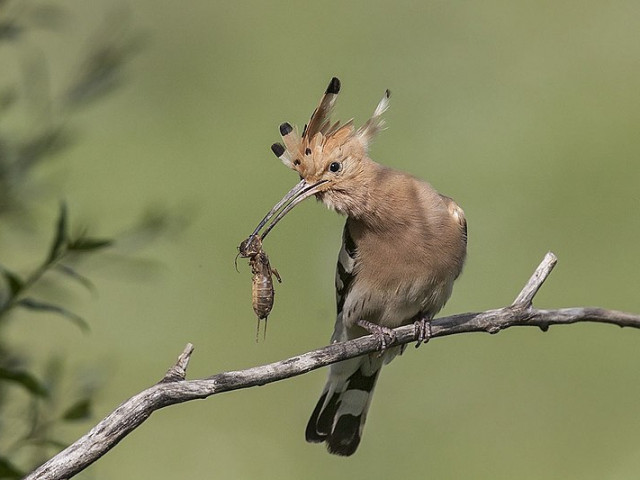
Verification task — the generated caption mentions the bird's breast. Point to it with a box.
[341,222,461,329]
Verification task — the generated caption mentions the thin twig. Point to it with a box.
[512,251,557,307]
[160,343,193,383]
[24,253,640,480]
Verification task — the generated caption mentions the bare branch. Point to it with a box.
[512,251,557,307]
[25,253,640,480]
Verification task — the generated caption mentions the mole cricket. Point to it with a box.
[237,235,281,341]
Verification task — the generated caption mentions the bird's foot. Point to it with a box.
[357,319,397,351]
[414,315,433,348]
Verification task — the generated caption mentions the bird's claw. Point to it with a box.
[414,316,432,348]
[357,319,397,352]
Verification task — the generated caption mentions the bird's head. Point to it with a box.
[253,77,390,239]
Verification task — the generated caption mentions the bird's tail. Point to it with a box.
[305,354,384,456]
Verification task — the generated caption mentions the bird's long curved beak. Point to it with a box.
[251,179,328,240]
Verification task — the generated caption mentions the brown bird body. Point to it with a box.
[252,77,467,456]
[335,166,465,334]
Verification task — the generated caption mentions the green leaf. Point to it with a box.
[0,265,23,296]
[47,202,68,263]
[17,297,89,332]
[0,366,48,397]
[54,264,95,292]
[67,237,113,252]
[0,456,24,479]
[62,398,92,421]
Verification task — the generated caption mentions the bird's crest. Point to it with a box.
[271,77,390,179]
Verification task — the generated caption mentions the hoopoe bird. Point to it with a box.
[250,77,467,456]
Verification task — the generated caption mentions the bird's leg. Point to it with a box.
[356,319,397,351]
[413,313,433,347]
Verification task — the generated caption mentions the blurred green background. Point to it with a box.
[3,0,640,478]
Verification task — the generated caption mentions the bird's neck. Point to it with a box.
[345,161,421,233]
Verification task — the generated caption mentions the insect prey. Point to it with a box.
[237,234,281,341]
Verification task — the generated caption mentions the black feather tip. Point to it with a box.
[279,122,293,136]
[326,414,361,456]
[271,143,285,157]
[326,77,341,95]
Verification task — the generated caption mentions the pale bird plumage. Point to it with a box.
[255,77,467,456]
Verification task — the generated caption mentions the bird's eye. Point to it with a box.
[329,162,342,173]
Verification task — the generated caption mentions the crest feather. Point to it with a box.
[270,79,390,171]
[271,142,292,167]
[357,89,390,147]
[304,77,341,140]
[279,122,301,159]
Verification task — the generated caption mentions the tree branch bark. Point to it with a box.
[25,252,640,479]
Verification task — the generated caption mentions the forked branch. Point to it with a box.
[25,252,640,480]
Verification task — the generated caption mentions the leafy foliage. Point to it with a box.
[0,456,24,480]
[0,2,186,475]
[0,367,48,398]
[0,1,140,220]
[0,203,114,330]
[0,205,112,471]
[61,398,93,422]
[0,1,147,475]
